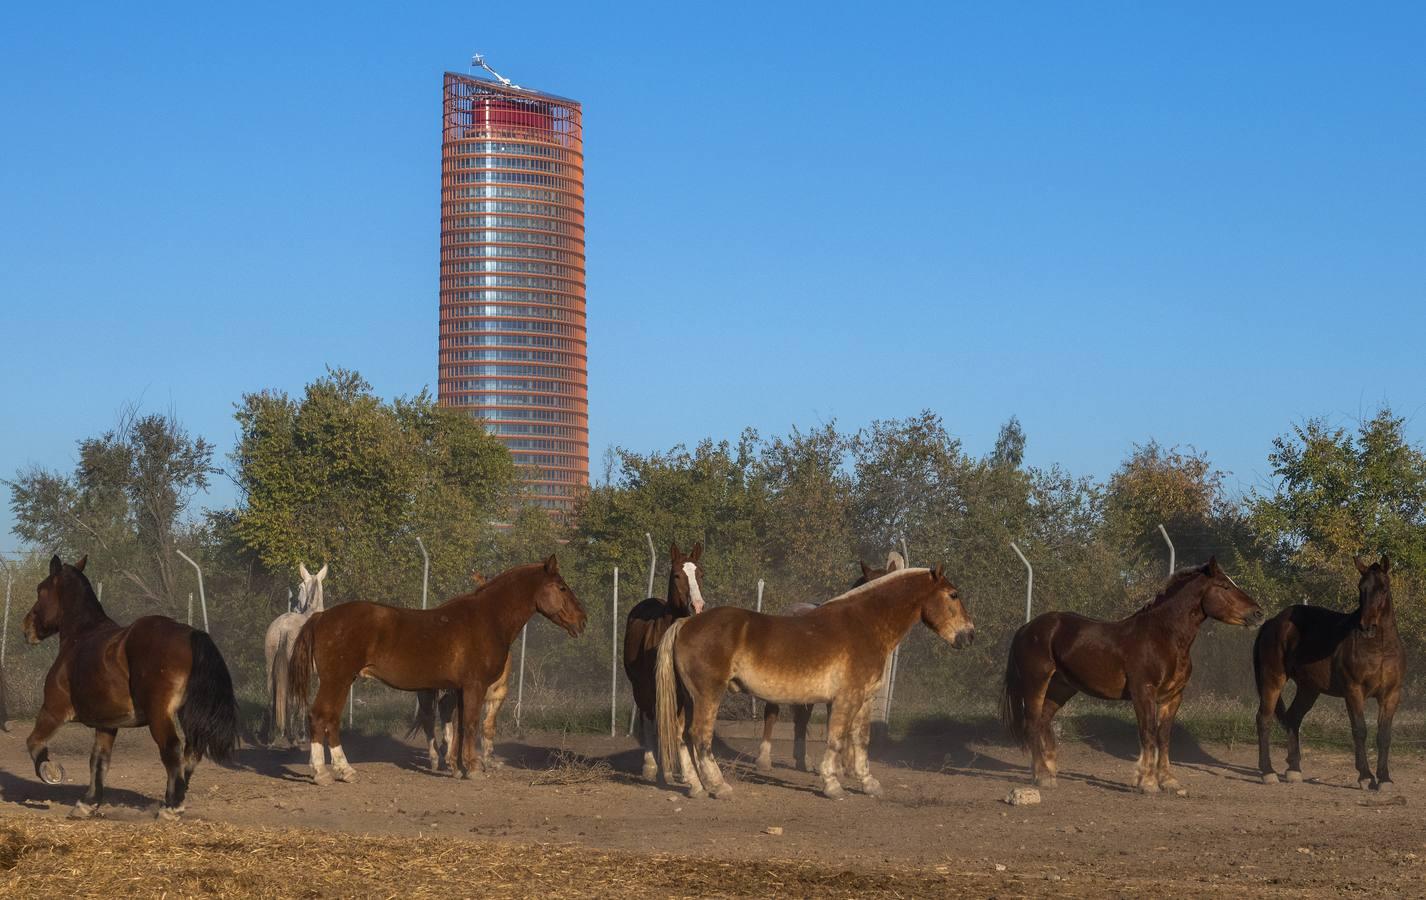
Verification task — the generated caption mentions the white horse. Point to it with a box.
[264,563,326,746]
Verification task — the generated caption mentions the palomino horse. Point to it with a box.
[263,562,326,746]
[23,555,239,820]
[1254,554,1404,790]
[1002,557,1262,793]
[657,566,973,799]
[624,542,705,781]
[290,556,585,784]
[758,551,905,774]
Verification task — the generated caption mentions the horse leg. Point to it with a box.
[1255,670,1286,783]
[1154,694,1184,791]
[274,651,292,747]
[1020,668,1055,787]
[440,690,460,772]
[70,728,118,819]
[757,702,779,773]
[849,697,881,798]
[150,715,188,820]
[26,704,71,787]
[457,682,489,778]
[794,705,814,773]
[415,691,439,771]
[480,666,511,769]
[1036,679,1075,788]
[638,713,660,782]
[1281,686,1318,782]
[817,698,856,800]
[688,688,731,799]
[1344,687,1374,789]
[307,676,350,786]
[1130,685,1161,793]
[1375,689,1400,790]
[673,707,706,798]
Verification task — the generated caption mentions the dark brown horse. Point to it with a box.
[657,566,973,799]
[23,555,239,820]
[1254,554,1404,790]
[757,551,905,773]
[289,556,585,784]
[623,541,704,782]
[1003,558,1262,793]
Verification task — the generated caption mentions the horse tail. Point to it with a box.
[179,630,240,764]
[655,617,689,779]
[1001,626,1031,750]
[287,611,322,716]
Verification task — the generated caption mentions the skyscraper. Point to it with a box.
[438,69,588,513]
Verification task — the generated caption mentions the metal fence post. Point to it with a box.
[1010,541,1034,623]
[1157,524,1176,575]
[611,567,619,737]
[645,532,656,599]
[174,550,209,633]
[515,623,528,731]
[2,567,11,669]
[187,593,193,626]
[755,579,764,613]
[416,536,430,609]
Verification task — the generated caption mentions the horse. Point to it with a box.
[757,551,905,774]
[1253,554,1405,790]
[262,562,326,747]
[656,565,973,800]
[623,541,704,782]
[409,572,516,773]
[1002,557,1262,793]
[23,555,239,820]
[289,556,585,784]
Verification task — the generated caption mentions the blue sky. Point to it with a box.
[2,2,1423,548]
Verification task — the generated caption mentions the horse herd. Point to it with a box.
[17,548,1405,820]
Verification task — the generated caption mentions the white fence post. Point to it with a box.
[1010,541,1034,623]
[187,593,193,626]
[645,532,656,599]
[2,566,11,669]
[755,579,764,613]
[1157,524,1176,575]
[96,582,102,603]
[174,550,209,633]
[416,536,430,609]
[611,567,619,737]
[515,623,528,731]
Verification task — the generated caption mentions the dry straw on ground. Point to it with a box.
[0,814,957,898]
[527,749,614,786]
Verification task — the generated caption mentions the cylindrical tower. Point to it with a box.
[439,71,588,513]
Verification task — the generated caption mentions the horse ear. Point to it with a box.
[50,555,62,577]
[1205,556,1220,574]
[544,553,560,575]
[74,555,87,573]
[316,563,328,581]
[669,541,682,563]
[689,542,703,563]
[1354,555,1371,575]
[933,564,944,581]
[1380,554,1391,574]
[299,563,312,583]
[860,561,872,578]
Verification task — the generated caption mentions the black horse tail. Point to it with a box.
[287,611,322,716]
[179,630,239,764]
[1001,626,1031,750]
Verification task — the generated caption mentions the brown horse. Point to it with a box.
[1254,554,1404,790]
[289,556,585,784]
[657,566,973,800]
[23,555,239,820]
[623,541,704,782]
[757,551,905,773]
[1002,557,1262,793]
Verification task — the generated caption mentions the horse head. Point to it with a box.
[24,554,94,643]
[668,541,705,614]
[855,549,905,587]
[1353,554,1393,637]
[1199,557,1264,627]
[921,566,975,649]
[533,554,587,636]
[297,562,328,614]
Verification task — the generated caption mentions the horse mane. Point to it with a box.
[439,562,541,607]
[821,566,929,606]
[1134,567,1205,614]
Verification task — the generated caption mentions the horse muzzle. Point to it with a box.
[952,627,975,649]
[22,614,41,645]
[1360,623,1378,638]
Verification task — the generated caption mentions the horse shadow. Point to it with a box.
[1066,713,1259,778]
[0,765,155,813]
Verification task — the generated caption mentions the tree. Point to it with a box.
[756,422,856,603]
[8,406,216,610]
[1102,441,1233,570]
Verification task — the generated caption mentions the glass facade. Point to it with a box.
[439,73,588,513]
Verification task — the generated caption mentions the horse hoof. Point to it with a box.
[1358,778,1376,791]
[68,801,96,820]
[1137,781,1160,795]
[642,765,659,781]
[822,783,847,800]
[1377,780,1396,793]
[861,777,883,799]
[313,768,335,787]
[688,787,708,800]
[156,806,185,822]
[1034,776,1058,789]
[755,758,773,774]
[1261,772,1279,785]
[1283,770,1303,784]
[711,784,734,800]
[1159,778,1182,792]
[38,761,65,786]
[334,766,358,783]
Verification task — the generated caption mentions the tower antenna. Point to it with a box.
[471,53,519,89]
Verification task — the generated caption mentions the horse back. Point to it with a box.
[624,597,680,716]
[65,615,194,727]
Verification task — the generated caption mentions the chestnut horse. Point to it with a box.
[1254,554,1404,790]
[289,556,585,784]
[623,542,705,782]
[657,566,974,799]
[757,551,905,773]
[1002,557,1262,793]
[24,555,239,820]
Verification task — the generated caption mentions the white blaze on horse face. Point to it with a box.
[683,562,705,614]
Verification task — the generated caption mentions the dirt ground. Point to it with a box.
[0,716,1421,897]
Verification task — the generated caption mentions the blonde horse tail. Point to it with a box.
[656,617,689,778]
